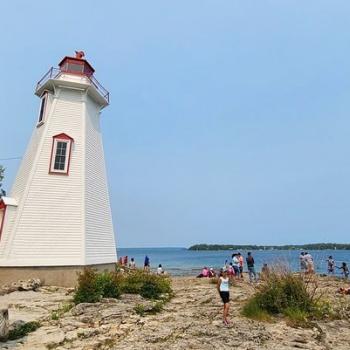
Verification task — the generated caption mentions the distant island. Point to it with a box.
[188,243,350,251]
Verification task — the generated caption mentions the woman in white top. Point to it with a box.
[217,269,230,326]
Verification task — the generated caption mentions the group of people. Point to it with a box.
[299,251,315,273]
[144,255,166,274]
[226,252,257,283]
[326,255,349,279]
[119,255,165,275]
[299,252,349,279]
[197,267,216,278]
[198,252,258,283]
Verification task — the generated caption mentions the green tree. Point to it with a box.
[0,165,6,198]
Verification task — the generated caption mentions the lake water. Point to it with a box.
[117,247,350,276]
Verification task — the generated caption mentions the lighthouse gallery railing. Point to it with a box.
[36,67,110,104]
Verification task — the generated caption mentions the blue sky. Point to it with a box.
[1,1,350,247]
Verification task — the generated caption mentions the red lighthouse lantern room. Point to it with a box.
[58,51,95,77]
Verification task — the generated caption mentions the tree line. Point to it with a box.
[188,243,350,251]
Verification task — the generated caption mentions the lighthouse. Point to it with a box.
[0,52,117,286]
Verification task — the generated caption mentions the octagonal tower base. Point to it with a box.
[0,263,115,287]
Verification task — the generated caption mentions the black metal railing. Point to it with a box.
[36,67,110,103]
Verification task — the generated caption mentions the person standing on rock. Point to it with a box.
[326,256,335,274]
[238,252,244,279]
[231,253,240,278]
[304,252,314,274]
[246,252,257,282]
[217,269,230,326]
[144,255,150,271]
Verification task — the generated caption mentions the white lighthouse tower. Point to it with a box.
[0,52,117,286]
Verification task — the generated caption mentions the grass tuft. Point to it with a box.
[241,298,271,321]
[134,301,165,316]
[51,302,74,320]
[7,321,40,340]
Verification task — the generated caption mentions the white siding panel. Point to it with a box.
[10,95,51,200]
[1,86,116,267]
[4,89,84,266]
[84,98,117,264]
[0,206,17,257]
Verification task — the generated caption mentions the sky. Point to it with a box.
[1,1,350,247]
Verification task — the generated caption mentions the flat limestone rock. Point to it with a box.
[0,276,350,349]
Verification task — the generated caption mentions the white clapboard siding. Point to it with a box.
[2,89,84,265]
[0,75,117,267]
[84,98,117,264]
[0,206,17,256]
[11,94,54,201]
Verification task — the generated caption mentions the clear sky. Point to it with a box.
[1,1,350,247]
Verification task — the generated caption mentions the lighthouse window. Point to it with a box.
[37,94,47,125]
[67,63,84,73]
[49,134,73,175]
[54,142,67,170]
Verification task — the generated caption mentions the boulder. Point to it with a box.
[0,279,42,295]
[16,279,42,291]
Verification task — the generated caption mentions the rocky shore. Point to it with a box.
[0,276,350,349]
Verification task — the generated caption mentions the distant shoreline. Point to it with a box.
[188,243,350,251]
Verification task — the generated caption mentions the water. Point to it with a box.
[117,247,350,277]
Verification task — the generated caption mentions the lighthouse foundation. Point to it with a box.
[0,263,116,287]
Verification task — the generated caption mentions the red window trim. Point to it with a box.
[0,200,6,241]
[48,133,74,176]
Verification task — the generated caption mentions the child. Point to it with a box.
[337,262,349,279]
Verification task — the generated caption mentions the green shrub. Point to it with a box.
[8,321,40,340]
[242,269,325,323]
[121,270,172,299]
[253,273,313,314]
[73,268,172,304]
[122,270,146,294]
[96,272,121,299]
[140,280,164,299]
[74,268,102,304]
